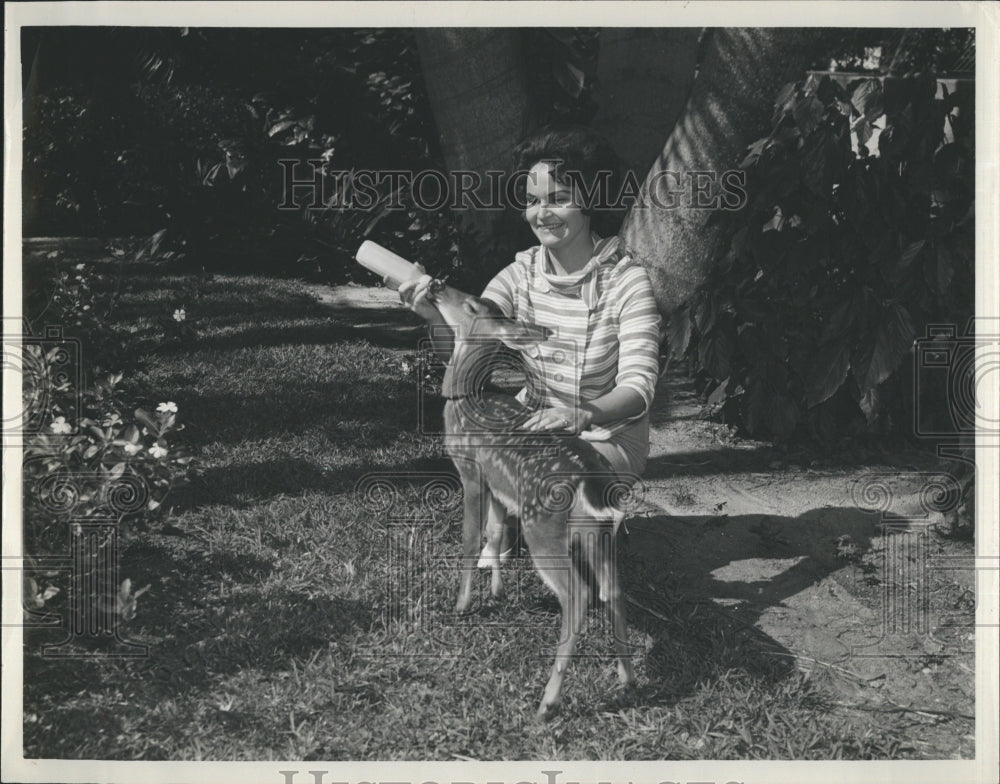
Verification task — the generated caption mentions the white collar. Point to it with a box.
[533,235,621,310]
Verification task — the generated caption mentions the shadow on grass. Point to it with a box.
[142,306,426,355]
[195,307,425,353]
[25,535,371,704]
[174,458,337,508]
[168,377,425,446]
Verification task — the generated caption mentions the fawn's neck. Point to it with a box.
[441,338,501,401]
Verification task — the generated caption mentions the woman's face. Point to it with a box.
[524,161,591,251]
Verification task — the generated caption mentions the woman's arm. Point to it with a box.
[397,274,455,362]
[581,386,646,425]
[398,261,521,363]
[521,387,645,433]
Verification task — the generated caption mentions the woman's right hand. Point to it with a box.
[394,266,439,322]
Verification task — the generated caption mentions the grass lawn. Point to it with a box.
[24,263,916,760]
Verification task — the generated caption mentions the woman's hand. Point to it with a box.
[394,267,439,322]
[395,267,456,361]
[522,406,593,434]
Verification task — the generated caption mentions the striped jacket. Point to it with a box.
[481,236,661,442]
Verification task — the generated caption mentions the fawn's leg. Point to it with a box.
[598,534,634,686]
[535,563,587,720]
[454,460,486,614]
[476,495,507,598]
[525,519,587,720]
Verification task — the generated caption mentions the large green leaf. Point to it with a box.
[899,239,925,270]
[693,293,718,335]
[698,327,733,381]
[742,376,800,438]
[552,60,586,99]
[820,298,856,344]
[852,302,916,394]
[806,340,851,407]
[793,95,825,137]
[850,78,883,122]
[771,81,798,126]
[740,137,770,169]
[134,408,160,437]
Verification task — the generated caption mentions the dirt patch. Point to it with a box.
[313,281,404,310]
[632,368,976,759]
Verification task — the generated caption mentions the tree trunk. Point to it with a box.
[592,28,701,180]
[621,28,835,314]
[414,30,534,278]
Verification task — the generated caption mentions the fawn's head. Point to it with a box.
[425,280,551,400]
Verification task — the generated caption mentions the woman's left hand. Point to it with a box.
[522,406,593,434]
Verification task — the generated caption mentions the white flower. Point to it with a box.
[49,416,72,434]
[123,443,142,455]
[75,263,86,271]
[157,401,178,414]
[173,308,186,322]
[148,444,168,459]
[400,361,412,374]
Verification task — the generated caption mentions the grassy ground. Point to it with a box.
[23,262,935,760]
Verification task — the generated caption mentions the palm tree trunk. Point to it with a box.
[414,29,533,274]
[621,28,835,314]
[592,28,701,179]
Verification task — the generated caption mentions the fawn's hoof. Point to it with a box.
[535,702,558,722]
[477,544,513,569]
[618,660,635,686]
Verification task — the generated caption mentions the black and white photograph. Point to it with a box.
[3,3,998,783]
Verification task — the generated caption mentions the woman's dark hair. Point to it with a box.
[511,124,627,236]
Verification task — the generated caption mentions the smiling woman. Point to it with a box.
[401,123,661,479]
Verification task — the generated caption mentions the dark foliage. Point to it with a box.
[670,71,974,447]
[23,28,469,284]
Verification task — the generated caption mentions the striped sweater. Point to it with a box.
[481,236,662,442]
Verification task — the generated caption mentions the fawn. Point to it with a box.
[425,280,634,720]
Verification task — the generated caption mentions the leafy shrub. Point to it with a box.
[21,250,195,622]
[23,379,193,549]
[23,89,149,235]
[670,73,974,444]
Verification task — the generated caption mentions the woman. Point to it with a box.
[401,125,661,539]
